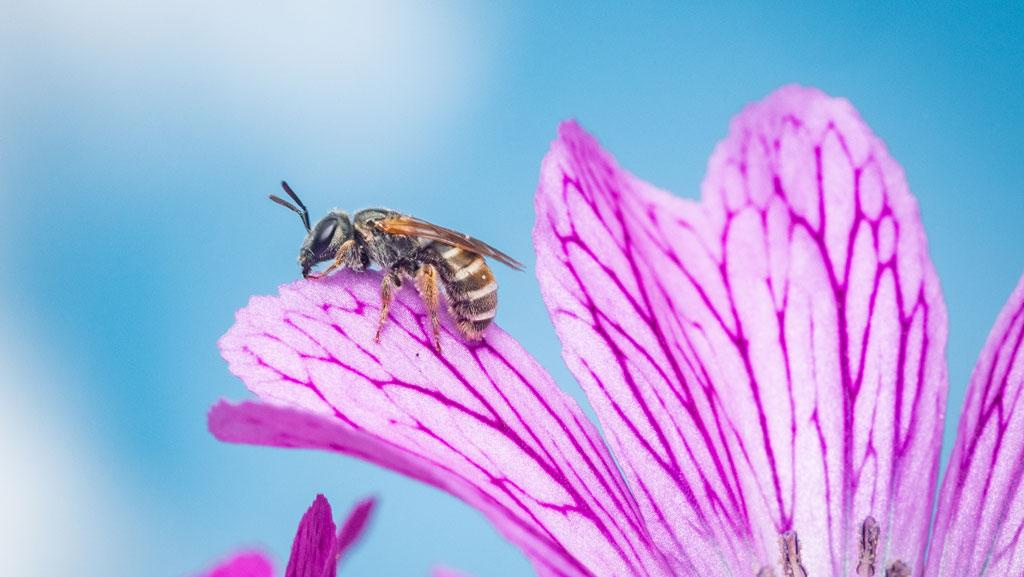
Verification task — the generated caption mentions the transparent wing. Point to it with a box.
[376,215,525,270]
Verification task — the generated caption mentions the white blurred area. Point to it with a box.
[1,0,485,175]
[0,318,139,577]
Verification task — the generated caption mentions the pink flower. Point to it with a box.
[209,86,1024,576]
[196,495,376,577]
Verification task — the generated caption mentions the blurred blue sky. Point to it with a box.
[1,2,1022,576]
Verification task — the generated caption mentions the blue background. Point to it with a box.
[2,3,1022,576]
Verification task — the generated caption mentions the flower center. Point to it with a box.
[755,517,909,577]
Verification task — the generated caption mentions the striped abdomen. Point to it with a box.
[428,242,498,339]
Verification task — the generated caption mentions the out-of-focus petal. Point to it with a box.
[534,86,947,575]
[326,497,376,575]
[432,568,476,577]
[212,273,671,577]
[196,551,274,577]
[929,274,1024,576]
[285,495,335,577]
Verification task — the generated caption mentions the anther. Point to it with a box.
[884,561,910,577]
[760,519,909,577]
[856,516,880,577]
[778,531,808,577]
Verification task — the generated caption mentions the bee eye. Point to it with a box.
[314,218,338,247]
[300,213,352,270]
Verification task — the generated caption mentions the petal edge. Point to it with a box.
[929,273,1024,576]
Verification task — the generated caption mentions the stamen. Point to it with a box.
[884,561,910,577]
[778,531,808,577]
[856,516,880,577]
[760,519,909,577]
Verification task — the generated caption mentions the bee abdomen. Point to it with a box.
[430,244,498,339]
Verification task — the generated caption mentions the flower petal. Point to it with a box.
[928,274,1024,576]
[285,494,336,577]
[196,551,274,577]
[534,86,947,575]
[212,274,671,577]
[433,568,476,577]
[329,497,376,574]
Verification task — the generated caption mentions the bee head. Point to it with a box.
[299,211,352,278]
[270,181,355,279]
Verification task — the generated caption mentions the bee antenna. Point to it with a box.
[269,180,311,232]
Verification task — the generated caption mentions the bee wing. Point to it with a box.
[375,215,525,271]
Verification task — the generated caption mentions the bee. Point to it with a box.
[270,181,524,351]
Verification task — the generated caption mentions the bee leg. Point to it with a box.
[374,270,401,343]
[309,240,355,279]
[414,264,442,352]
